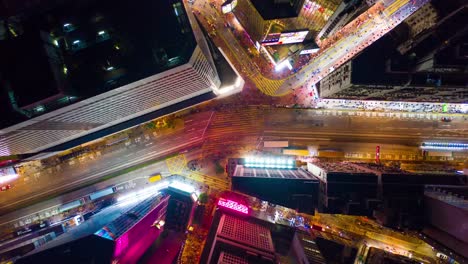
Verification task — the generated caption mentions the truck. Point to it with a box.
[425,151,452,157]
[263,141,289,148]
[282,149,310,156]
[311,224,324,231]
[317,149,344,158]
[58,199,85,213]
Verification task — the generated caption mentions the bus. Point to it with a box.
[425,151,452,157]
[317,149,344,158]
[89,187,116,201]
[282,149,310,156]
[58,199,85,213]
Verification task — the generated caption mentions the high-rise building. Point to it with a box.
[317,1,468,103]
[16,193,170,264]
[200,208,325,264]
[232,0,342,43]
[0,0,230,156]
[317,33,467,102]
[306,161,466,229]
[307,161,378,215]
[422,185,468,259]
[230,160,320,214]
[316,0,370,40]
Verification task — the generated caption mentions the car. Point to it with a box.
[436,252,449,260]
[441,117,452,122]
[1,184,12,191]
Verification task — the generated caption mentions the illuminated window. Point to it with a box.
[244,156,295,169]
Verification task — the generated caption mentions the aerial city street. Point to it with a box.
[0,0,466,263]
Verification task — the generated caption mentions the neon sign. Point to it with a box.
[217,198,249,214]
[261,30,309,46]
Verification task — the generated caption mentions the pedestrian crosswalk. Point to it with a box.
[166,154,187,175]
[384,0,409,16]
[183,171,231,190]
[201,106,264,157]
[250,74,287,96]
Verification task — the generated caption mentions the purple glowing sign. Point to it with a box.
[217,198,249,214]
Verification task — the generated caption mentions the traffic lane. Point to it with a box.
[204,0,411,97]
[0,112,214,219]
[0,112,212,217]
[0,161,170,227]
[275,0,429,95]
[7,116,208,194]
[265,110,468,133]
[0,135,198,209]
[365,236,436,262]
[3,118,208,199]
[313,217,436,262]
[263,130,464,145]
[0,136,204,215]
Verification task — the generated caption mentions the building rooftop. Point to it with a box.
[218,214,275,253]
[218,252,249,264]
[21,193,165,258]
[233,165,316,179]
[350,36,408,86]
[250,0,301,20]
[295,231,326,264]
[0,0,196,127]
[352,162,410,174]
[425,185,468,210]
[311,161,369,174]
[96,193,166,239]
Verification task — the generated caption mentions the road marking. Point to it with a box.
[166,154,187,174]
[0,139,203,212]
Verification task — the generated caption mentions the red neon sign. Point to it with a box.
[217,198,249,214]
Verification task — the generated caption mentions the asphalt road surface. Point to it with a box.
[0,111,213,216]
[1,107,465,224]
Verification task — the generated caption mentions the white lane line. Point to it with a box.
[0,139,203,211]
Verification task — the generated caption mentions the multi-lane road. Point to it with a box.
[0,111,213,216]
[2,106,466,218]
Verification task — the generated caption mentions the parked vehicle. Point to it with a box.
[1,184,12,191]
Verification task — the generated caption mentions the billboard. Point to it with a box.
[217,198,249,214]
[300,48,320,55]
[221,0,238,14]
[261,30,309,46]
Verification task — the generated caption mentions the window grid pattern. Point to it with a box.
[234,166,315,179]
[218,252,249,264]
[218,214,274,252]
[0,46,218,155]
[102,193,167,239]
[191,48,220,88]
